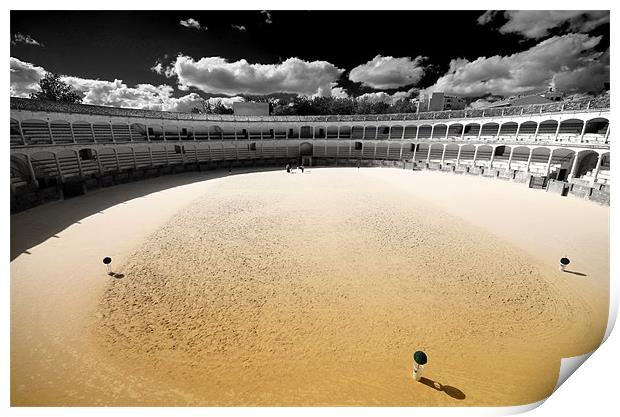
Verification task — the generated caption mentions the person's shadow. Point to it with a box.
[419,377,466,400]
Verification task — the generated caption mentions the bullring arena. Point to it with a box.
[10,97,610,406]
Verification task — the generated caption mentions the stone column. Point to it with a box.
[461,125,465,141]
[489,146,496,168]
[568,151,580,181]
[604,124,610,144]
[554,122,560,141]
[456,145,462,165]
[533,123,540,141]
[525,149,533,173]
[579,121,587,143]
[70,123,77,144]
[48,122,55,145]
[545,151,553,176]
[440,144,446,165]
[25,154,38,185]
[473,145,479,166]
[592,153,603,184]
[75,150,84,177]
[426,145,431,163]
[507,147,514,170]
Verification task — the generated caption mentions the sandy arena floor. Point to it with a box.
[10,168,609,406]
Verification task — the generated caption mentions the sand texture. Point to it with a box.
[11,168,609,406]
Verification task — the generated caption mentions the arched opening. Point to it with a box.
[549,148,576,181]
[364,125,377,139]
[447,123,463,137]
[326,125,339,139]
[429,143,444,162]
[492,145,511,169]
[463,123,480,139]
[417,125,432,139]
[403,125,417,139]
[583,118,609,143]
[50,120,74,144]
[98,148,119,171]
[56,149,80,178]
[390,125,404,139]
[432,124,447,138]
[10,153,32,186]
[597,152,611,184]
[133,146,152,168]
[352,126,364,139]
[480,123,499,138]
[574,150,599,179]
[208,125,223,140]
[299,142,313,155]
[30,151,60,189]
[537,120,558,139]
[517,121,537,140]
[93,123,114,143]
[377,125,390,139]
[112,123,133,142]
[130,123,148,141]
[300,126,313,139]
[499,122,518,138]
[10,118,23,147]
[375,141,389,159]
[222,126,236,140]
[459,144,476,165]
[475,145,493,166]
[21,119,52,145]
[557,119,584,140]
[116,147,135,170]
[415,143,430,163]
[443,144,459,163]
[275,127,287,139]
[529,147,552,175]
[314,126,326,139]
[193,125,209,141]
[510,146,531,171]
[339,126,352,139]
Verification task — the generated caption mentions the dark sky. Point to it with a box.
[10,10,611,100]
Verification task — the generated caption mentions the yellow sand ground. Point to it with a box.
[10,168,609,406]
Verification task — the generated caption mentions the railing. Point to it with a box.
[10,96,610,124]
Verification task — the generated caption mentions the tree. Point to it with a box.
[30,73,82,103]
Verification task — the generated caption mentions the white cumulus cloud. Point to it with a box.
[349,55,426,89]
[478,10,609,39]
[261,10,273,24]
[357,87,417,104]
[12,32,43,47]
[424,33,609,97]
[179,18,207,31]
[10,57,46,97]
[166,55,345,97]
[9,57,244,112]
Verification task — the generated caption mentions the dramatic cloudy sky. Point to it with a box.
[10,10,610,111]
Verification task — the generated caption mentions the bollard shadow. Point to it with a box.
[107,272,125,279]
[419,377,466,400]
[564,270,587,277]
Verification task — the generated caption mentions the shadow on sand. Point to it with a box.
[419,377,466,400]
[10,167,283,261]
[564,270,588,277]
